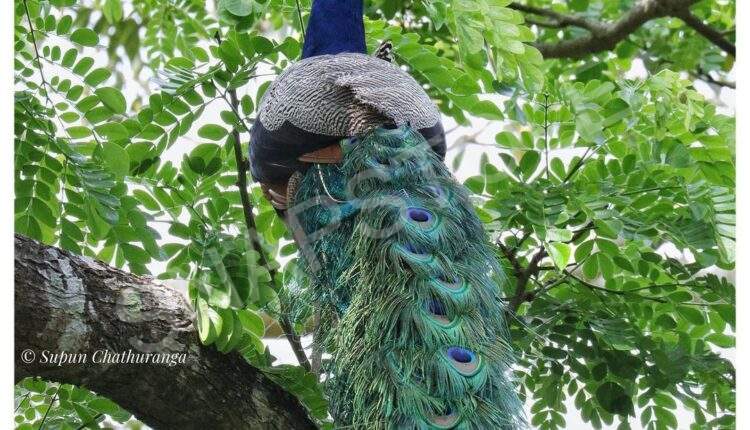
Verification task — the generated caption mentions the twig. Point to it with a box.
[509,2,608,33]
[295,0,306,43]
[214,33,311,372]
[14,393,30,413]
[503,219,594,313]
[542,94,550,179]
[560,271,720,306]
[562,142,601,183]
[38,392,58,430]
[695,66,736,89]
[21,0,53,107]
[508,246,546,312]
[677,11,735,57]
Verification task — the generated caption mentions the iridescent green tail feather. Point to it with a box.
[289,125,524,429]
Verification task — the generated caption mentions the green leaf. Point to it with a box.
[95,122,129,140]
[196,298,221,344]
[656,314,677,329]
[496,131,523,148]
[187,143,222,175]
[596,382,634,416]
[240,95,254,116]
[705,333,734,348]
[88,398,120,415]
[56,15,72,35]
[95,87,126,114]
[221,0,252,16]
[237,309,265,337]
[133,190,160,211]
[70,28,99,47]
[595,239,619,256]
[602,98,630,127]
[677,306,705,325]
[30,198,56,228]
[519,150,541,179]
[251,36,274,54]
[581,254,599,279]
[66,126,91,138]
[575,240,594,262]
[575,110,603,142]
[61,48,77,67]
[101,142,130,178]
[197,124,228,141]
[451,74,481,95]
[103,0,123,24]
[547,242,571,270]
[85,68,112,86]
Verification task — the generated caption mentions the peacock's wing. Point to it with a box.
[250,53,445,185]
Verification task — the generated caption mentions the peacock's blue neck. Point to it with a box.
[302,0,366,58]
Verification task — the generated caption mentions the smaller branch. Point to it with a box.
[225,88,311,373]
[566,271,669,303]
[695,66,736,89]
[502,219,592,312]
[512,231,532,253]
[15,393,29,413]
[676,11,735,57]
[509,3,607,33]
[543,94,550,179]
[21,0,53,107]
[38,393,58,430]
[625,282,706,292]
[509,246,547,313]
[497,242,524,277]
[523,17,567,29]
[295,0,306,42]
[639,47,735,89]
[213,32,311,372]
[562,146,593,183]
[530,255,588,297]
[570,278,716,307]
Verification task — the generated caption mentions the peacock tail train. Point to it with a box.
[288,125,524,429]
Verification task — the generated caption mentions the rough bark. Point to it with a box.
[14,234,316,430]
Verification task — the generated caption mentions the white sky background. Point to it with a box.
[19,5,737,428]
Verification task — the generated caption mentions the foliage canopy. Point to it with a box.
[14,0,734,429]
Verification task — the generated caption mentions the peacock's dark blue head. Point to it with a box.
[302,0,367,59]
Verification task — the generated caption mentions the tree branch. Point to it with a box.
[502,220,594,313]
[510,0,736,59]
[508,246,546,313]
[676,11,736,57]
[14,234,316,430]
[696,69,736,89]
[509,3,608,33]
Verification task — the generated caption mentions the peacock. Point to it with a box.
[249,0,524,428]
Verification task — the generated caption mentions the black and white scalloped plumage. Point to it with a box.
[249,53,446,184]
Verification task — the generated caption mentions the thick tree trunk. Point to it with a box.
[14,234,316,430]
